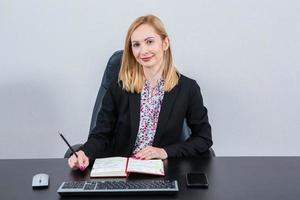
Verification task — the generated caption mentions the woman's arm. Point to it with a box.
[164,80,213,157]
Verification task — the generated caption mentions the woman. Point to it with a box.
[68,15,212,170]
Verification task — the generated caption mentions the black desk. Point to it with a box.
[1,157,300,200]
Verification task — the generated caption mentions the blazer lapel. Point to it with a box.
[153,84,180,146]
[129,93,141,152]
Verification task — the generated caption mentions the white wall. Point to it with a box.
[1,0,299,158]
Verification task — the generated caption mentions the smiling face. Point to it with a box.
[130,24,169,70]
[119,15,179,93]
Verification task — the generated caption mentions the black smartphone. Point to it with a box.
[186,172,209,188]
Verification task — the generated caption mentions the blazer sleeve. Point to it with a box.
[164,80,213,157]
[80,84,118,160]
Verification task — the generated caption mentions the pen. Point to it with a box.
[58,131,78,158]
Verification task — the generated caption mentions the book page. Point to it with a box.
[127,158,164,176]
[91,157,128,177]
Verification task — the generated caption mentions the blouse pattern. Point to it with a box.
[132,79,165,154]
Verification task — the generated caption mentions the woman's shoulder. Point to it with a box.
[107,79,132,96]
[178,74,199,88]
[177,74,203,100]
[107,79,123,92]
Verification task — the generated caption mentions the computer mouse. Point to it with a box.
[32,173,49,188]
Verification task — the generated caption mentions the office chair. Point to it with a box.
[64,50,215,158]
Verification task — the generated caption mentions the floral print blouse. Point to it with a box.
[132,79,165,154]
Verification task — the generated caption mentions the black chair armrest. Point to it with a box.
[209,148,216,157]
[196,148,216,157]
[64,144,83,158]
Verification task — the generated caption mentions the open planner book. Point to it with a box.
[90,157,165,178]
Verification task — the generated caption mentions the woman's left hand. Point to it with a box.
[133,146,168,160]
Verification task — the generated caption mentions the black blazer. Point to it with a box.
[81,74,212,159]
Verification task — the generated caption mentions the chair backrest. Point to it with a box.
[89,50,123,133]
[89,50,215,156]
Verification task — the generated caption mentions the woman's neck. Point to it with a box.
[143,65,163,88]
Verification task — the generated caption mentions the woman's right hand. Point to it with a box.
[68,150,90,171]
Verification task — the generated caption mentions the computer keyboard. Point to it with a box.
[57,180,179,196]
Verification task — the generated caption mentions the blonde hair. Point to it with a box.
[118,15,180,93]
